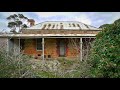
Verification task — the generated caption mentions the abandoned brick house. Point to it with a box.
[0,21,101,60]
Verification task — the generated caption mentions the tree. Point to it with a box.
[99,24,111,29]
[6,14,29,33]
[89,18,120,78]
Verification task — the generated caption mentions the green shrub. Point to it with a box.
[89,19,120,78]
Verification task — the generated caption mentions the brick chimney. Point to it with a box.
[28,19,35,27]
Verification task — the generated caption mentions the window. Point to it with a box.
[20,39,25,50]
[36,38,42,50]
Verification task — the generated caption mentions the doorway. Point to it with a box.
[59,40,66,57]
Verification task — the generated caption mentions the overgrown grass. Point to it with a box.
[31,58,91,78]
[0,49,36,78]
[0,48,91,78]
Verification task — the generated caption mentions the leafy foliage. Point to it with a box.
[89,18,120,78]
[6,14,29,33]
[99,24,111,29]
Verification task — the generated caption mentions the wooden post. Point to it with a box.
[80,38,83,61]
[19,37,20,54]
[7,38,9,56]
[42,38,44,60]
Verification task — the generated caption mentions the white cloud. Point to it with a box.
[108,13,120,24]
[74,15,92,25]
[34,12,78,17]
[0,12,18,17]
[96,19,104,23]
[1,12,120,31]
[34,12,92,25]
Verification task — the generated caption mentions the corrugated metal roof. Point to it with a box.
[26,21,101,30]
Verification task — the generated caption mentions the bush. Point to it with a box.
[0,47,91,78]
[89,19,120,78]
[0,49,36,78]
[30,58,91,78]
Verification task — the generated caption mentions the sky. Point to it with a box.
[0,12,120,32]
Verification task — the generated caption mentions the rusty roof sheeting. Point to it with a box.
[25,21,101,30]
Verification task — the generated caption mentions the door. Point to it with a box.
[59,40,66,57]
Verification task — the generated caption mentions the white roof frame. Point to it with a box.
[0,34,97,38]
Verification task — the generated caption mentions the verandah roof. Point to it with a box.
[0,34,97,38]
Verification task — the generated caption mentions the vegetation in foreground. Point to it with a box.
[0,49,91,78]
[0,49,36,78]
[88,18,120,78]
[32,58,91,78]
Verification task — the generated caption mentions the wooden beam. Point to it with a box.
[80,38,83,61]
[0,34,97,38]
[9,36,96,39]
[42,38,44,60]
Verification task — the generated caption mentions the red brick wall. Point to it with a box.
[23,38,92,59]
[67,39,79,58]
[23,38,58,58]
[24,39,42,56]
[45,38,58,58]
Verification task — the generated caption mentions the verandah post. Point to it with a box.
[19,37,20,54]
[42,38,44,60]
[6,38,9,56]
[80,38,83,61]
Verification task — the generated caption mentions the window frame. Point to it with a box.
[36,38,42,51]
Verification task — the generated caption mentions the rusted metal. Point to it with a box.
[25,21,101,30]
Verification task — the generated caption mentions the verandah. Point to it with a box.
[8,36,95,61]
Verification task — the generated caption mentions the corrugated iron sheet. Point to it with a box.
[26,21,101,30]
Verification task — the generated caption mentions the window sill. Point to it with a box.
[36,50,43,51]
